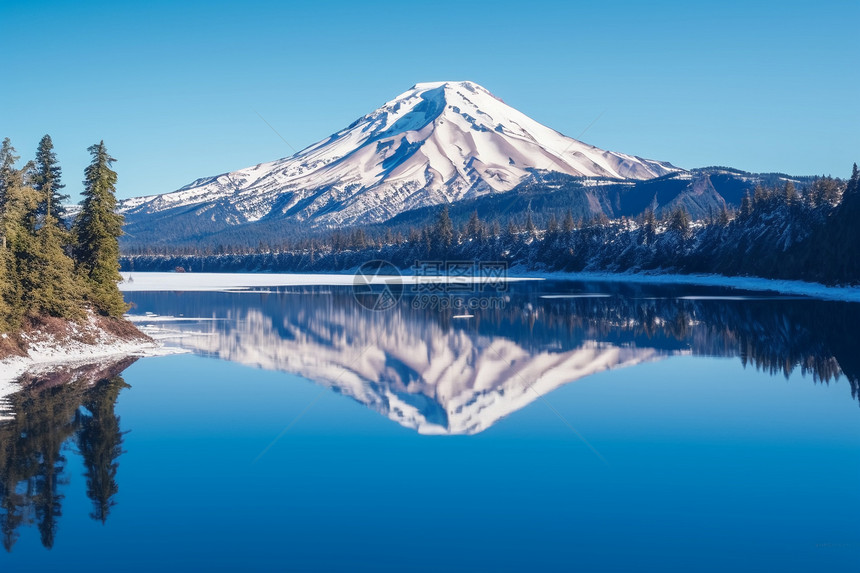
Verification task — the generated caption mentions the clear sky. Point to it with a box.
[2,0,858,200]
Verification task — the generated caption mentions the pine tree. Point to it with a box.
[545,214,559,242]
[504,220,519,245]
[74,142,127,317]
[1,139,81,319]
[783,181,797,205]
[0,138,18,215]
[490,220,501,240]
[740,192,753,218]
[33,135,69,228]
[640,209,657,245]
[29,216,83,319]
[668,206,691,235]
[434,205,454,252]
[753,184,768,207]
[0,149,42,325]
[525,210,536,238]
[0,139,19,328]
[0,241,9,330]
[466,210,483,240]
[562,210,575,234]
[846,163,860,197]
[717,204,730,226]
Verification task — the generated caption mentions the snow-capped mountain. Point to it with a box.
[121,81,681,232]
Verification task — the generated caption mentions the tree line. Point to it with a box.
[122,163,860,285]
[0,136,126,334]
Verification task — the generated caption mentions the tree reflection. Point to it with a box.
[0,358,135,551]
[76,375,129,524]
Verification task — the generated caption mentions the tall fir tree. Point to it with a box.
[562,210,575,234]
[19,137,83,319]
[717,203,730,226]
[525,210,537,238]
[33,135,69,228]
[0,138,18,215]
[0,147,41,325]
[0,240,9,330]
[465,210,483,240]
[0,139,20,328]
[640,209,657,245]
[29,215,83,319]
[74,142,127,317]
[668,206,691,235]
[433,205,454,252]
[740,191,753,218]
[846,163,860,197]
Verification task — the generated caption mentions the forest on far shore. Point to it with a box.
[122,163,860,286]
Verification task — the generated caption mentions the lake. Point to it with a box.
[2,278,859,572]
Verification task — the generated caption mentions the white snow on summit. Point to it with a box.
[121,81,681,227]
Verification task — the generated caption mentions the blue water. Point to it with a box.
[2,281,859,571]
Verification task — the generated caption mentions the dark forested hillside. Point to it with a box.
[121,164,858,286]
[119,167,817,252]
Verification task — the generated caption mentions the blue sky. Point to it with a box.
[2,0,858,200]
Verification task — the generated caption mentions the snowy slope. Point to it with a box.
[121,81,681,229]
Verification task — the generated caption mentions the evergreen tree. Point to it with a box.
[490,220,501,240]
[0,139,19,328]
[29,216,83,319]
[846,163,860,197]
[640,209,657,245]
[783,181,797,205]
[433,205,454,252]
[740,192,753,218]
[504,220,518,245]
[0,138,18,214]
[0,157,40,325]
[545,214,559,242]
[753,184,768,207]
[668,206,691,235]
[465,210,483,241]
[33,135,69,228]
[562,210,575,234]
[717,204,730,226]
[525,210,537,238]
[0,243,9,330]
[0,138,82,321]
[74,142,127,317]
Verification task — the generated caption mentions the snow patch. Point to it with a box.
[0,314,185,420]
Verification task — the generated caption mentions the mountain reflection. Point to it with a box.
[127,282,860,434]
[0,358,133,551]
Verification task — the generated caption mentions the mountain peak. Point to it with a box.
[409,80,487,92]
[121,82,682,230]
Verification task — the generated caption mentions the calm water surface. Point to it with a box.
[1,280,859,572]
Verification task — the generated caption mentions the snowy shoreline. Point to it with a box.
[0,316,182,420]
[4,269,856,419]
[119,270,860,302]
[511,270,860,303]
